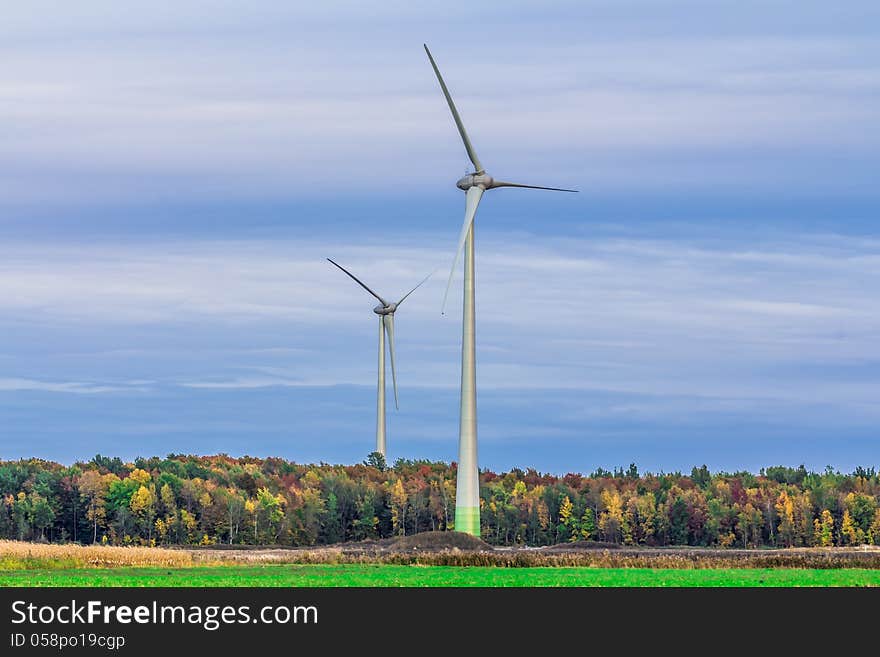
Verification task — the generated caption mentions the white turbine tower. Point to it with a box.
[424,45,578,536]
[328,258,430,459]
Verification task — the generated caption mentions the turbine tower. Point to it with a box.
[424,45,577,536]
[327,258,430,459]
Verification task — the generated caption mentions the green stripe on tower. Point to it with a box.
[454,506,480,537]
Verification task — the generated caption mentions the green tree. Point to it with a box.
[578,507,596,541]
[844,493,876,540]
[30,493,55,541]
[364,452,387,471]
[256,487,285,542]
[666,492,689,545]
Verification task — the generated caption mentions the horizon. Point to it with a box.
[4,452,875,481]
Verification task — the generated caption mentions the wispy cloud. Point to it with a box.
[180,376,308,390]
[1,231,875,411]
[0,377,137,394]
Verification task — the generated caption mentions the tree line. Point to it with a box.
[1,454,879,548]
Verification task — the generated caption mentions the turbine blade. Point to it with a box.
[441,185,484,315]
[327,258,388,306]
[397,270,434,306]
[491,180,579,193]
[424,44,484,174]
[384,315,399,411]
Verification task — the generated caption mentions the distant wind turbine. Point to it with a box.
[327,258,431,458]
[424,44,578,536]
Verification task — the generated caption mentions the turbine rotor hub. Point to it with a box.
[456,173,493,191]
[374,303,396,315]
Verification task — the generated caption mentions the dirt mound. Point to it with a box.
[390,531,493,552]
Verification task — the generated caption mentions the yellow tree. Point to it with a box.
[179,509,199,543]
[256,487,285,542]
[813,509,834,547]
[390,478,408,536]
[245,499,258,543]
[130,485,157,542]
[736,502,761,548]
[129,468,151,486]
[157,483,179,544]
[840,510,861,546]
[159,483,176,514]
[297,482,325,545]
[599,489,625,543]
[78,470,108,544]
[558,495,574,541]
[775,490,796,547]
[626,493,657,545]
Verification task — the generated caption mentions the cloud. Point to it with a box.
[0,378,134,394]
[0,4,878,203]
[1,229,876,414]
[180,376,307,390]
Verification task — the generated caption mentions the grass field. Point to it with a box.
[3,564,880,587]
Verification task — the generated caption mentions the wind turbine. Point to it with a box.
[424,44,578,536]
[327,258,430,459]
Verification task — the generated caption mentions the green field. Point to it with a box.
[2,564,880,587]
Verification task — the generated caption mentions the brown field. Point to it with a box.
[186,533,880,569]
[3,534,880,570]
[0,539,205,569]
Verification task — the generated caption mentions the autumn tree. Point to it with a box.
[257,487,285,543]
[813,509,834,547]
[130,485,157,542]
[840,510,861,546]
[776,490,796,547]
[844,492,876,544]
[78,470,107,543]
[390,478,407,536]
[598,489,625,543]
[558,495,574,542]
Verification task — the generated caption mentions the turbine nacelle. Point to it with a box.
[456,172,577,195]
[456,173,493,191]
[373,303,397,315]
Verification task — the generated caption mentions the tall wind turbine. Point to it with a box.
[327,258,430,459]
[424,45,577,536]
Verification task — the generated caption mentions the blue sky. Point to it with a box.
[1,2,878,473]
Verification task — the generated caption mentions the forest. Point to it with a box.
[1,453,879,548]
